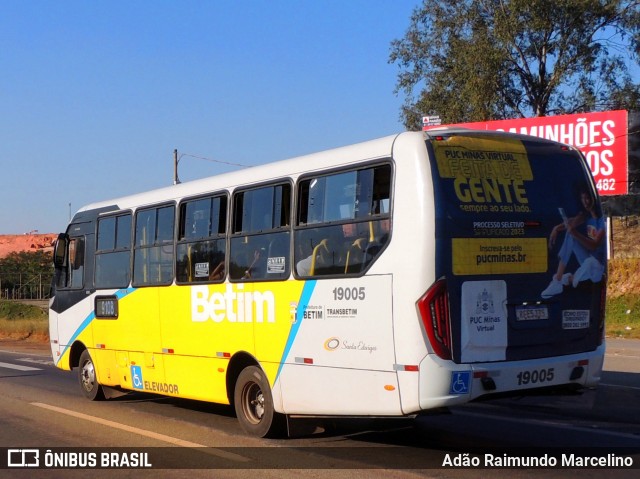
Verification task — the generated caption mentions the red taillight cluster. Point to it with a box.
[417,279,452,360]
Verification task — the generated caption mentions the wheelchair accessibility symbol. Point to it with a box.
[131,365,144,390]
[450,371,471,395]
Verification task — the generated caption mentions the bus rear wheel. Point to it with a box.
[234,366,283,438]
[78,349,105,401]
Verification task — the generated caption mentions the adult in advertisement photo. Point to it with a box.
[541,184,606,299]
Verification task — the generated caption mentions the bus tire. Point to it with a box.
[234,366,282,438]
[78,349,105,401]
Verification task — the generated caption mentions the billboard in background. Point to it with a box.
[424,110,629,196]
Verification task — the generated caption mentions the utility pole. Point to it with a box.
[173,149,180,185]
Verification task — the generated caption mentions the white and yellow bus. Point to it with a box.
[49,130,606,437]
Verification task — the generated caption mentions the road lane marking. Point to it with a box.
[601,382,640,391]
[30,402,250,463]
[456,408,640,440]
[0,361,41,371]
[606,353,640,359]
[17,357,54,366]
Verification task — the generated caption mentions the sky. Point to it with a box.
[0,0,419,234]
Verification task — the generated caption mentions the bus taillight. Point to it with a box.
[417,279,452,360]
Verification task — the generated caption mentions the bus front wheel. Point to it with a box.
[234,366,283,438]
[78,349,105,401]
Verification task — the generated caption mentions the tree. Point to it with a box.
[0,251,53,299]
[390,0,640,129]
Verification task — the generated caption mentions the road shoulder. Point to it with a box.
[0,339,50,356]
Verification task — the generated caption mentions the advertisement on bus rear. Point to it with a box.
[425,110,629,196]
[428,133,605,364]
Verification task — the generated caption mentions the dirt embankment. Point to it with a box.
[608,218,640,298]
[0,234,56,258]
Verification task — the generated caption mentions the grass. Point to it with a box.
[605,222,640,338]
[604,218,640,338]
[0,300,47,320]
[0,300,48,341]
[605,294,640,339]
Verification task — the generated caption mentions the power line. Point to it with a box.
[173,150,249,185]
[179,152,249,168]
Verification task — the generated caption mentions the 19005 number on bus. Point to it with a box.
[332,287,366,301]
[516,368,555,386]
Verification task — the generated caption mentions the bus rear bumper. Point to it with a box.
[416,343,605,411]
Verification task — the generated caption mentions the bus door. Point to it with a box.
[50,223,93,365]
[115,204,176,392]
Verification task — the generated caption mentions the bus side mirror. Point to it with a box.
[53,233,69,268]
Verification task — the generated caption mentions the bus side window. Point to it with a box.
[295,163,391,278]
[68,237,85,289]
[176,195,227,284]
[95,214,132,289]
[230,182,291,282]
[133,204,176,287]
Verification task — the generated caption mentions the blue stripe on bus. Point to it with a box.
[115,287,136,300]
[275,280,317,382]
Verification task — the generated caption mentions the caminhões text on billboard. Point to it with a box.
[425,110,628,195]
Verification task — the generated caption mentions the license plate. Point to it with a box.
[515,305,549,321]
[562,310,589,329]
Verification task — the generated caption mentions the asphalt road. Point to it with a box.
[0,338,639,478]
